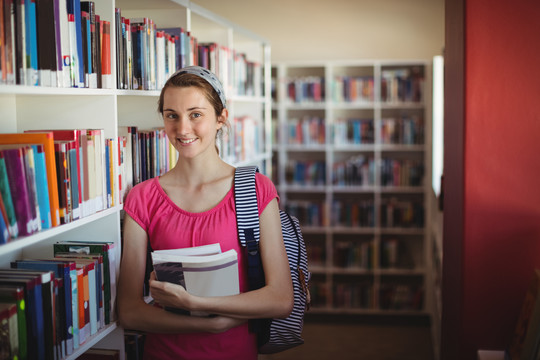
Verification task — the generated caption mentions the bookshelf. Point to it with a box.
[0,0,271,358]
[272,60,432,316]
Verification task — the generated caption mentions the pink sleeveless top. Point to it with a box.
[123,172,278,360]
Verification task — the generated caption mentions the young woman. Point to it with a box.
[117,66,293,360]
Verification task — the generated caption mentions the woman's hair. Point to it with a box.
[158,71,230,151]
[158,72,225,117]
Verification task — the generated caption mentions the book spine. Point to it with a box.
[31,144,51,229]
[24,0,38,85]
[101,20,111,88]
[3,147,34,236]
[0,152,19,238]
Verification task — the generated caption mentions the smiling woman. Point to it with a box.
[116,66,294,360]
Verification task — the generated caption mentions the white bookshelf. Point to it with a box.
[0,0,271,358]
[272,60,432,316]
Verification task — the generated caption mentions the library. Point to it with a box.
[0,0,538,360]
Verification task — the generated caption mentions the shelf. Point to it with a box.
[65,323,119,360]
[273,60,432,316]
[0,206,122,254]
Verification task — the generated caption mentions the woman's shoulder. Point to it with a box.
[125,177,160,202]
[255,171,275,189]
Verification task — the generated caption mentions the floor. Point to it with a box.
[259,317,435,360]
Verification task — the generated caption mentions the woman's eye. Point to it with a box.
[165,113,177,120]
[191,112,202,119]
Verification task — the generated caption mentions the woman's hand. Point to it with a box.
[149,271,192,311]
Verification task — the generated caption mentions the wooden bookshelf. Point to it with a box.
[0,0,271,358]
[272,60,432,316]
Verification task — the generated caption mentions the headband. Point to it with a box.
[171,66,227,108]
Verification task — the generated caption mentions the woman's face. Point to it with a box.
[162,86,224,160]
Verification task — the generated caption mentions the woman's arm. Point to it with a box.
[149,198,294,319]
[117,214,245,333]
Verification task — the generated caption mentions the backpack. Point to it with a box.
[234,165,311,354]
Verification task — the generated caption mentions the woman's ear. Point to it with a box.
[216,108,228,130]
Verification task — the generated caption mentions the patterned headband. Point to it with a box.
[171,66,227,108]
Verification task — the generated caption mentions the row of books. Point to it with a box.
[333,118,374,145]
[332,75,375,103]
[379,238,416,269]
[285,160,326,186]
[332,155,375,187]
[284,200,325,227]
[331,199,375,228]
[379,284,423,311]
[0,240,117,360]
[0,0,112,88]
[114,8,261,95]
[0,130,130,242]
[334,240,375,269]
[286,116,326,145]
[223,116,263,164]
[380,68,425,103]
[380,198,424,228]
[381,116,424,145]
[286,76,325,103]
[308,279,328,308]
[380,158,424,187]
[306,242,325,267]
[333,282,373,309]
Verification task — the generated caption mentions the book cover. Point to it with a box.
[0,150,18,239]
[2,0,16,85]
[67,140,80,220]
[100,19,111,88]
[35,0,56,86]
[31,144,52,229]
[14,0,26,85]
[54,141,71,224]
[65,0,83,87]
[24,0,38,85]
[0,285,27,360]
[94,14,101,88]
[22,145,41,233]
[0,195,11,243]
[151,247,239,316]
[80,10,89,87]
[80,1,96,88]
[0,146,34,236]
[0,132,60,227]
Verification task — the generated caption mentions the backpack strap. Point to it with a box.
[234,165,265,290]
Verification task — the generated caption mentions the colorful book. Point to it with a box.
[0,150,18,238]
[0,285,27,360]
[0,195,11,243]
[22,145,41,233]
[24,0,38,85]
[0,146,34,236]
[31,144,52,229]
[0,132,60,227]
[54,141,71,224]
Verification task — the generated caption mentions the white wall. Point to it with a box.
[195,0,445,62]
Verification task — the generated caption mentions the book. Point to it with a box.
[0,145,35,236]
[0,195,10,243]
[54,141,71,224]
[0,285,27,360]
[0,302,18,360]
[151,245,239,316]
[31,144,52,229]
[35,0,57,86]
[22,144,41,233]
[0,132,60,227]
[24,0,38,85]
[0,149,19,238]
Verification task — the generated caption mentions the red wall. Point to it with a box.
[462,0,540,356]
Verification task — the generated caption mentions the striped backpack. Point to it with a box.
[234,166,311,354]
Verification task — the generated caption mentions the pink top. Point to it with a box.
[123,172,278,360]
